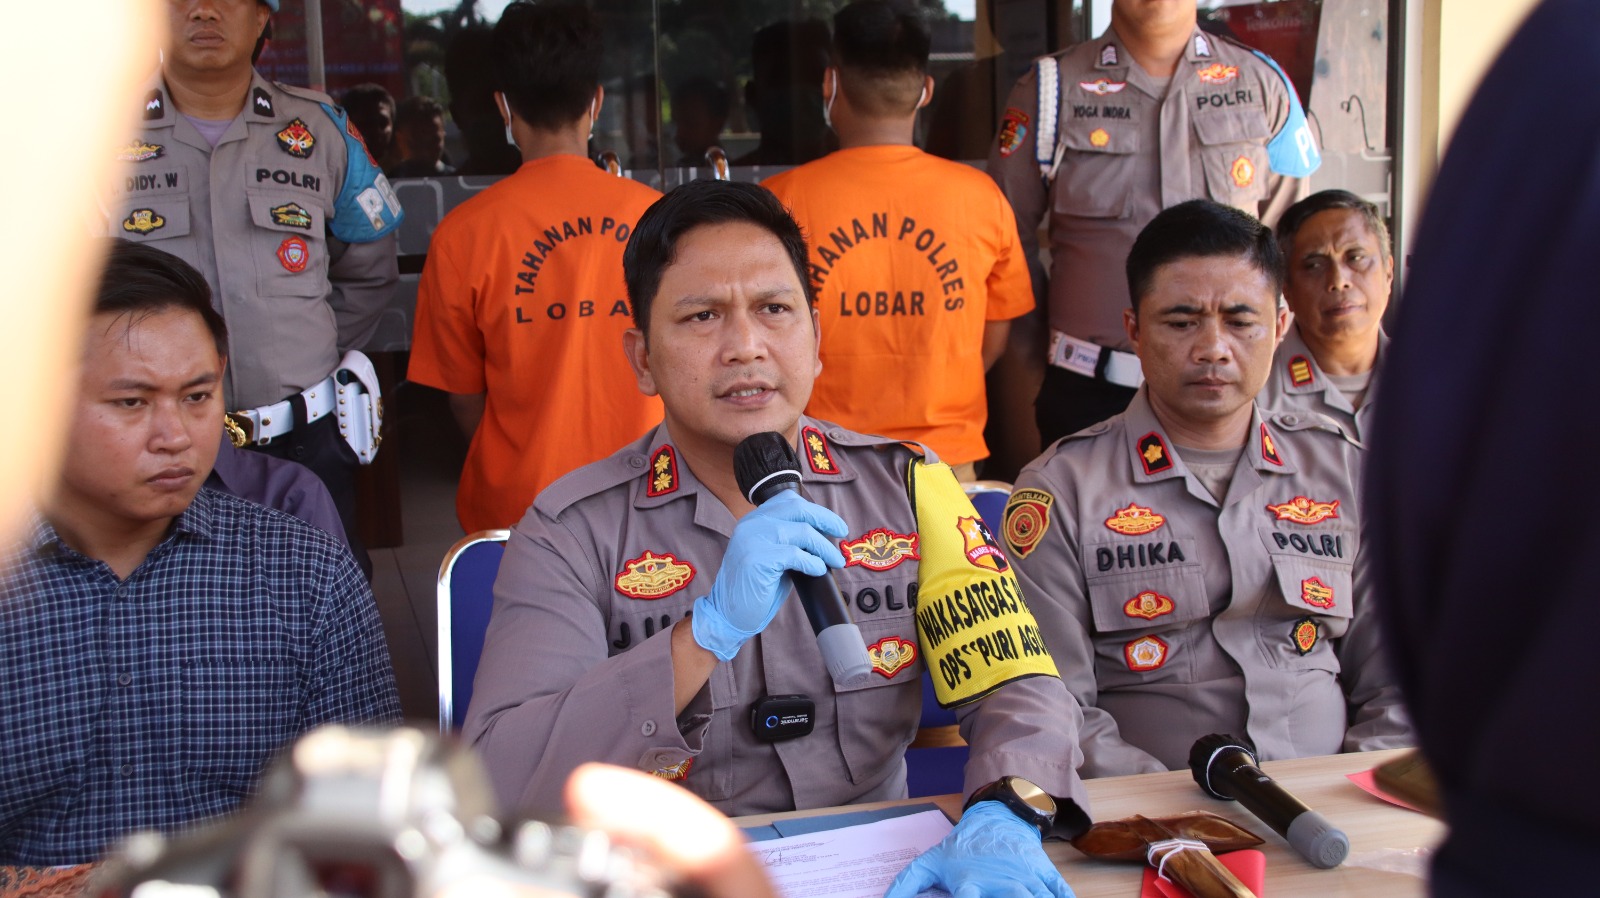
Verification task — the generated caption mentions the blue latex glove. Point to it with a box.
[884,802,1075,898]
[691,490,848,661]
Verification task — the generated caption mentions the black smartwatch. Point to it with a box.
[964,775,1057,837]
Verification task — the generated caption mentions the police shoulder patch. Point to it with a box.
[1003,488,1053,559]
[276,118,316,158]
[998,107,1030,158]
[1288,355,1315,387]
[1260,423,1284,467]
[1137,432,1173,475]
[647,445,678,497]
[615,550,696,600]
[802,426,839,475]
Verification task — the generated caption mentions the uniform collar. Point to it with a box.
[22,488,217,560]
[1277,325,1389,399]
[141,68,270,148]
[1121,388,1299,486]
[632,417,858,509]
[1098,25,1225,97]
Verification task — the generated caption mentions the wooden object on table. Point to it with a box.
[1073,810,1263,860]
[1372,751,1443,820]
[1125,814,1256,898]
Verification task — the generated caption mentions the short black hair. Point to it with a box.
[832,0,931,116]
[492,0,603,131]
[1276,189,1393,264]
[95,240,228,359]
[624,180,814,336]
[1126,200,1283,311]
[395,95,444,131]
[341,83,395,119]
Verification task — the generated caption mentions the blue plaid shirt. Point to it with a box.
[0,487,401,865]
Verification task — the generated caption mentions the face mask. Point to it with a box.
[500,94,518,150]
[823,70,839,130]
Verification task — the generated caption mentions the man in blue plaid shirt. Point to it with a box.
[0,240,401,866]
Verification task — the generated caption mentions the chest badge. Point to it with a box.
[867,636,917,678]
[276,236,310,272]
[1260,424,1284,467]
[1288,355,1315,387]
[1267,496,1340,525]
[615,551,696,600]
[651,757,693,781]
[116,140,164,163]
[998,108,1029,158]
[1300,576,1335,609]
[1231,155,1256,188]
[1124,635,1168,671]
[1105,502,1165,536]
[1078,79,1127,96]
[1089,128,1111,148]
[1003,488,1055,559]
[1137,432,1173,475]
[646,445,678,497]
[802,426,839,475]
[122,208,166,235]
[957,515,1009,573]
[1123,590,1175,621]
[270,202,313,230]
[275,118,316,158]
[841,528,919,571]
[1197,63,1239,85]
[1291,617,1320,655]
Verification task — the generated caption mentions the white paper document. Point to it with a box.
[750,808,955,898]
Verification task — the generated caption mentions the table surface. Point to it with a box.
[737,749,1445,897]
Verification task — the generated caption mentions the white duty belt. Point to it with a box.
[225,349,384,464]
[1048,330,1144,389]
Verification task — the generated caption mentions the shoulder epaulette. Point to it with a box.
[534,452,647,518]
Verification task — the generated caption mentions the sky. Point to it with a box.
[400,0,979,22]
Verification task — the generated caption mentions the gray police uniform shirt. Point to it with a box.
[107,71,402,410]
[1257,326,1388,444]
[1004,390,1411,777]
[988,27,1319,351]
[464,419,1087,817]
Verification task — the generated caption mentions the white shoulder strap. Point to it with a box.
[1035,56,1059,184]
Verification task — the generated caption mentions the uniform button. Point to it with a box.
[117,673,132,687]
[1282,414,1299,426]
[640,720,657,736]
[629,455,645,469]
[829,429,847,441]
[648,751,672,767]
[120,764,134,777]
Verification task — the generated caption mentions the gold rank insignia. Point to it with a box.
[646,445,678,497]
[1260,424,1284,467]
[1104,502,1165,536]
[956,515,1009,573]
[1123,590,1175,621]
[651,757,693,781]
[1266,496,1341,525]
[1089,128,1111,148]
[1300,576,1335,609]
[614,551,696,600]
[116,140,163,163]
[802,426,839,475]
[1231,155,1255,188]
[1288,355,1315,387]
[1137,432,1173,475]
[1197,63,1239,85]
[121,208,166,234]
[1123,635,1168,671]
[275,118,316,158]
[1292,617,1319,655]
[867,636,917,679]
[1003,489,1054,558]
[841,528,919,571]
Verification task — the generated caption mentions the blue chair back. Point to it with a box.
[437,530,510,732]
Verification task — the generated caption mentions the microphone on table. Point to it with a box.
[734,431,873,687]
[1189,734,1350,868]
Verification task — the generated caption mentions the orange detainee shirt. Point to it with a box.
[763,146,1032,465]
[410,155,663,532]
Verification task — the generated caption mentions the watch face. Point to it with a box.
[1009,777,1056,817]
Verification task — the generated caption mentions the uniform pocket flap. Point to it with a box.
[1262,539,1355,620]
[834,613,924,693]
[112,201,190,241]
[1084,562,1210,633]
[1192,109,1272,146]
[247,193,324,234]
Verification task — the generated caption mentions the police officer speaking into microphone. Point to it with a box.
[989,0,1320,447]
[106,0,402,568]
[465,180,1089,898]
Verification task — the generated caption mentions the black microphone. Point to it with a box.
[1189,734,1349,868]
[733,432,873,686]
